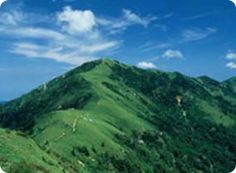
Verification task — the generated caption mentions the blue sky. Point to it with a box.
[0,0,236,100]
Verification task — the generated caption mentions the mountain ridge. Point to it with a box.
[0,58,235,173]
[2,58,234,102]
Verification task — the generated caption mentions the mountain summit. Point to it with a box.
[0,59,235,173]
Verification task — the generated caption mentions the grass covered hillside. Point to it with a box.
[0,59,235,173]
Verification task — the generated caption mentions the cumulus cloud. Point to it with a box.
[182,28,216,42]
[229,0,236,7]
[57,6,96,34]
[0,6,122,65]
[226,62,236,69]
[225,51,236,69]
[0,0,7,7]
[137,61,156,69]
[1,6,155,65]
[226,52,236,59]
[162,49,183,59]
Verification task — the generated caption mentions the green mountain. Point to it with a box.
[0,101,6,105]
[0,59,235,173]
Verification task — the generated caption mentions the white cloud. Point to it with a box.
[0,0,7,7]
[225,51,236,69]
[122,9,156,28]
[10,37,120,65]
[1,7,155,66]
[183,12,216,21]
[137,61,156,69]
[226,52,236,59]
[0,11,23,25]
[79,41,119,54]
[162,49,183,59]
[11,42,95,65]
[0,10,53,26]
[139,42,171,52]
[57,6,96,34]
[97,9,157,34]
[226,62,236,69]
[1,27,65,40]
[182,28,216,41]
[0,6,121,65]
[229,0,236,7]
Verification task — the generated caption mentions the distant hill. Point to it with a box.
[0,59,235,173]
[0,101,7,106]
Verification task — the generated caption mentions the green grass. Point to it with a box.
[197,100,235,127]
[26,60,156,172]
[0,59,235,173]
[0,128,63,173]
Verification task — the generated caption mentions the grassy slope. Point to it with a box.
[32,60,155,172]
[0,59,235,173]
[0,128,64,173]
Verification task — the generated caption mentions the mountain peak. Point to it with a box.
[223,76,236,84]
[72,58,119,73]
[0,58,235,173]
[197,75,220,86]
